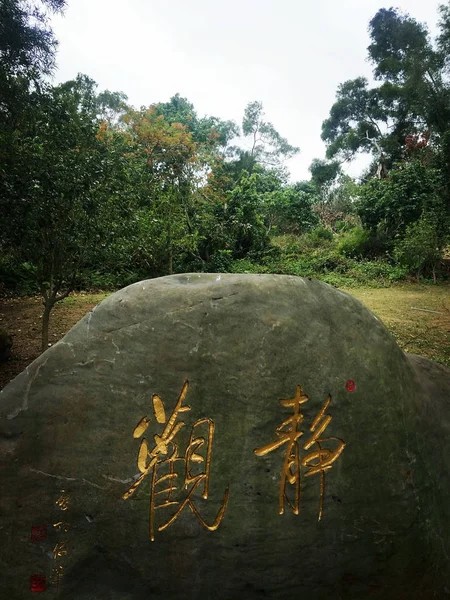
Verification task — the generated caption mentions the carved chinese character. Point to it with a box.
[123,380,229,541]
[254,385,345,520]
[55,490,70,511]
[52,541,68,560]
[49,565,64,588]
[53,521,70,533]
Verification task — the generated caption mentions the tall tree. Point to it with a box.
[1,76,126,349]
[120,105,198,275]
[322,7,450,178]
[0,0,66,124]
[0,0,65,75]
[238,101,300,170]
[155,93,238,154]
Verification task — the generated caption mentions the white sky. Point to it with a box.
[51,0,441,182]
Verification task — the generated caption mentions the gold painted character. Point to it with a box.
[123,380,229,541]
[53,521,70,533]
[52,541,68,560]
[301,394,345,520]
[49,565,64,588]
[254,385,308,515]
[55,490,70,511]
[254,386,345,520]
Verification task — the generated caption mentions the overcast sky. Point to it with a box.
[51,0,442,181]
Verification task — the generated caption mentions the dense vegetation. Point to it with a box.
[1,1,450,348]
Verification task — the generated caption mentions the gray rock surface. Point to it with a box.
[0,273,449,599]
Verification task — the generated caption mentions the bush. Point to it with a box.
[394,214,444,282]
[305,226,334,247]
[229,259,270,274]
[208,250,233,273]
[0,254,39,295]
[227,238,409,287]
[337,227,371,258]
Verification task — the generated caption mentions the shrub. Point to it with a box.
[306,226,334,247]
[209,250,233,273]
[394,214,444,282]
[337,227,371,258]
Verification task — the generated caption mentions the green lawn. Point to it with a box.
[344,283,450,366]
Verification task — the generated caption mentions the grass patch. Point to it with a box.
[344,284,450,366]
[56,292,110,308]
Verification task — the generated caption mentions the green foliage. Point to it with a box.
[0,74,139,346]
[337,227,372,258]
[3,2,450,318]
[309,158,341,191]
[96,89,129,124]
[240,171,320,235]
[357,161,447,243]
[0,0,66,146]
[0,254,39,295]
[322,6,450,180]
[306,227,333,246]
[394,214,446,280]
[222,172,270,258]
[155,93,238,150]
[228,232,407,287]
[240,101,300,169]
[207,250,233,273]
[0,0,66,79]
[2,77,106,280]
[321,77,391,165]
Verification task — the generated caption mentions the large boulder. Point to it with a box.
[0,274,449,599]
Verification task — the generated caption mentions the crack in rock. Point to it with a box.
[7,356,50,420]
[29,468,109,490]
[102,473,140,485]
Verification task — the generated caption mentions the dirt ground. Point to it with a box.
[0,293,108,390]
[0,284,449,391]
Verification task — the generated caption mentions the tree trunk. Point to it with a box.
[41,301,53,351]
[168,246,173,275]
[432,264,437,284]
[167,216,173,275]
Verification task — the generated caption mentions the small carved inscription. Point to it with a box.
[50,489,71,588]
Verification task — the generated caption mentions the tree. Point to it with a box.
[238,101,300,170]
[1,1,68,262]
[321,78,394,177]
[1,76,125,349]
[357,161,447,247]
[261,178,319,235]
[0,0,66,127]
[0,0,65,77]
[309,159,341,192]
[322,7,450,178]
[156,94,237,144]
[307,159,351,230]
[394,214,446,282]
[120,105,198,275]
[95,89,129,125]
[220,171,270,258]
